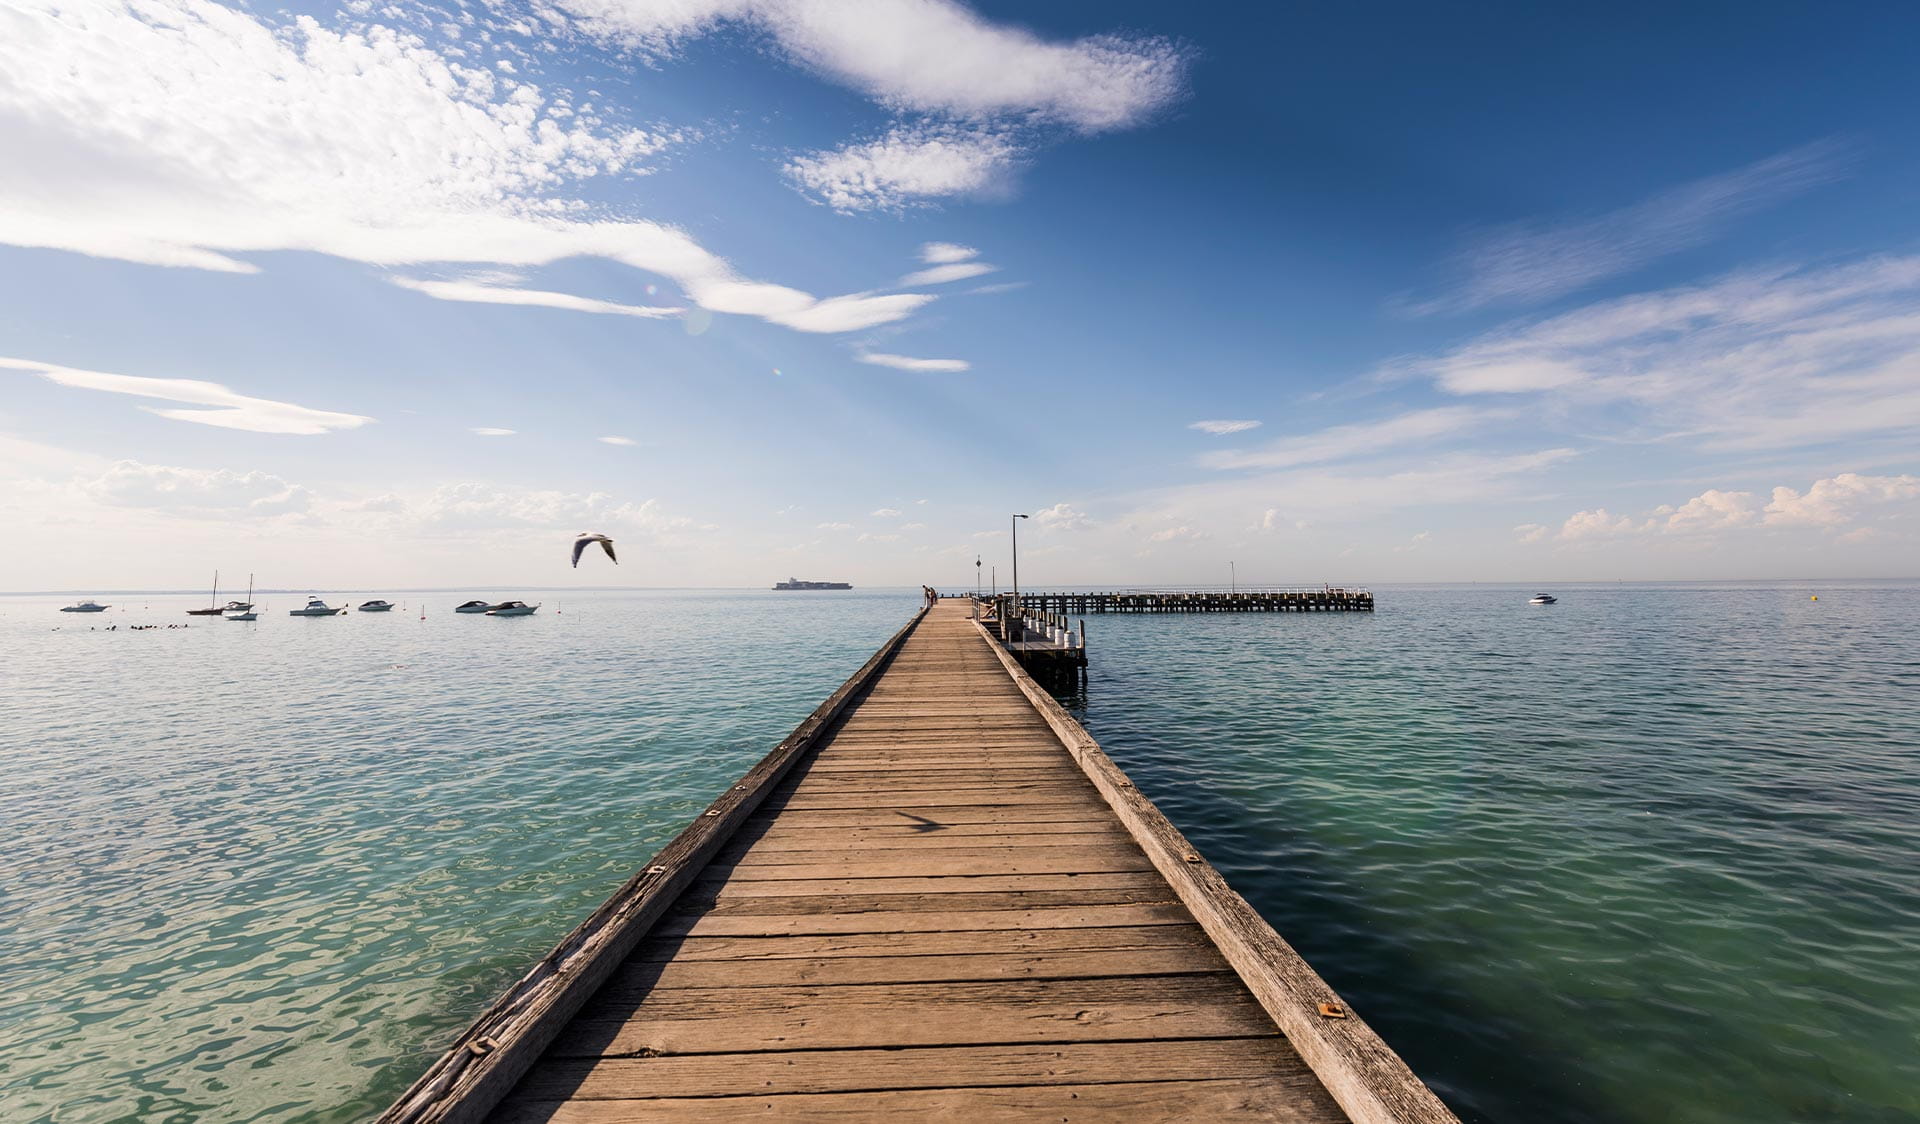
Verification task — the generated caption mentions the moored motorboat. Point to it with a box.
[289,597,345,616]
[61,600,109,612]
[454,600,493,613]
[1529,593,1558,605]
[358,600,395,612]
[485,600,540,616]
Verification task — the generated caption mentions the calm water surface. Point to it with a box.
[1,583,1915,1123]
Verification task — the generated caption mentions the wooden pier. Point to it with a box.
[1014,589,1373,613]
[381,600,1452,1124]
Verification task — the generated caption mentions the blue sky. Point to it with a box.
[3,0,1918,590]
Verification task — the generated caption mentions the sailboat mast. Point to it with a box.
[210,569,219,608]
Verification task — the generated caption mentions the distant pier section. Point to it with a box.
[1014,587,1373,614]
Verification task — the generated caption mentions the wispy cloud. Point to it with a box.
[899,262,998,287]
[598,436,637,446]
[0,0,931,334]
[391,277,681,319]
[1200,408,1492,470]
[81,460,312,516]
[1033,502,1091,531]
[787,123,1020,212]
[4,356,372,435]
[582,1,1189,129]
[1404,254,1920,449]
[871,507,902,517]
[921,242,978,264]
[1188,419,1261,435]
[470,427,516,437]
[1414,141,1848,313]
[858,352,971,372]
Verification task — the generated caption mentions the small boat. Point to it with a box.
[289,597,345,616]
[358,600,395,612]
[454,600,493,613]
[226,576,259,620]
[485,601,540,616]
[1529,593,1558,605]
[187,570,229,615]
[61,600,110,613]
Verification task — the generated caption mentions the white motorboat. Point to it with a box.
[485,600,540,616]
[1529,593,1558,605]
[454,599,493,613]
[289,597,344,616]
[358,599,395,612]
[61,600,110,612]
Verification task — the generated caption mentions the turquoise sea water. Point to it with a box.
[1,583,1915,1122]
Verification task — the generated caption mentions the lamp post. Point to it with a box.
[1012,513,1029,619]
[975,555,981,598]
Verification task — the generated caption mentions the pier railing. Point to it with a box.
[1008,588,1374,613]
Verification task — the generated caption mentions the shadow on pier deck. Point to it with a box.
[380,601,1452,1124]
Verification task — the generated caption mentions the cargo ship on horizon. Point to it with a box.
[773,577,852,590]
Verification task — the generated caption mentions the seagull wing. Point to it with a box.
[571,537,589,568]
[599,537,617,564]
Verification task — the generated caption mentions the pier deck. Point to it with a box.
[384,600,1453,1124]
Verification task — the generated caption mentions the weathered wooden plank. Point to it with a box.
[714,845,1154,877]
[764,789,1096,809]
[490,1078,1344,1123]
[725,828,1131,852]
[503,1037,1302,1100]
[635,924,1214,962]
[694,871,1165,898]
[550,975,1273,1055]
[666,885,1180,917]
[612,942,1231,988]
[655,901,1196,937]
[740,804,1127,828]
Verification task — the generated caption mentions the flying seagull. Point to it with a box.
[572,532,617,568]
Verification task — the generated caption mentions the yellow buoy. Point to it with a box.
[1810,595,1818,601]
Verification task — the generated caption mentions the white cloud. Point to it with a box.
[1188,419,1261,435]
[1560,508,1644,540]
[920,242,978,264]
[598,435,638,446]
[900,521,926,531]
[1032,502,1090,531]
[390,276,681,319]
[870,507,902,517]
[1764,473,1920,526]
[82,460,312,516]
[0,0,928,334]
[1541,472,1920,542]
[898,261,997,287]
[1416,141,1847,313]
[786,123,1018,212]
[1408,256,1920,449]
[816,521,852,531]
[470,427,516,436]
[562,0,1187,131]
[858,351,970,372]
[1200,408,1491,471]
[1148,524,1203,543]
[857,532,900,543]
[1513,522,1548,543]
[1658,489,1759,532]
[4,355,371,435]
